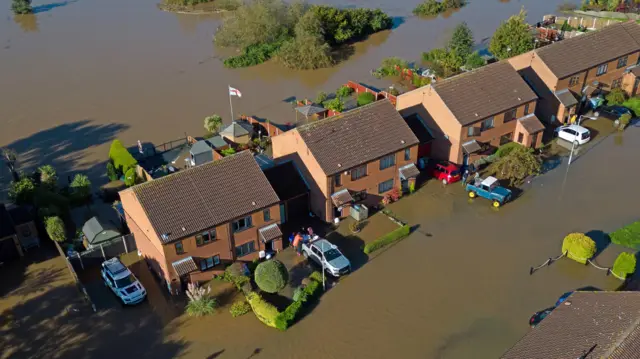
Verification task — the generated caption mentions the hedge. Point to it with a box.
[274,276,322,330]
[364,225,411,254]
[562,233,596,264]
[109,140,137,174]
[610,220,640,250]
[496,142,523,158]
[246,292,280,328]
[612,252,637,279]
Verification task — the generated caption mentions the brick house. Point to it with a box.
[509,21,640,125]
[396,61,542,166]
[502,291,640,359]
[119,151,282,294]
[271,100,420,222]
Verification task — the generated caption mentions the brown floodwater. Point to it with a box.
[1,0,575,185]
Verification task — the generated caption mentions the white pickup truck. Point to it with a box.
[301,237,351,277]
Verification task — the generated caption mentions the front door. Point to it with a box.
[463,153,469,167]
[265,240,274,253]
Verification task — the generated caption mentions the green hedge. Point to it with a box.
[610,221,640,250]
[223,40,287,68]
[562,233,596,264]
[229,300,251,317]
[246,292,280,328]
[612,252,637,279]
[109,140,138,174]
[274,277,322,330]
[364,225,411,254]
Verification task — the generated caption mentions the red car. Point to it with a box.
[431,162,461,185]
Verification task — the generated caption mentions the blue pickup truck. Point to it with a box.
[466,176,512,208]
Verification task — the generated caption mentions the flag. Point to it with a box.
[229,86,242,98]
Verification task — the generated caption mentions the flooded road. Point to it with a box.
[0,0,575,185]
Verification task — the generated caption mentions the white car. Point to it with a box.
[301,237,351,277]
[101,257,146,305]
[555,124,591,145]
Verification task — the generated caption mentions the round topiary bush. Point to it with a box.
[254,260,289,293]
[612,252,637,279]
[357,92,376,106]
[562,233,596,264]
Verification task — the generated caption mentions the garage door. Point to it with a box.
[0,237,20,263]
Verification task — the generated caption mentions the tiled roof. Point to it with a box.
[258,223,282,242]
[501,291,640,359]
[296,100,419,175]
[432,62,538,126]
[518,114,545,134]
[535,21,640,79]
[132,151,279,243]
[172,257,198,276]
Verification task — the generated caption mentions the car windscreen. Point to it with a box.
[323,248,342,262]
[115,274,136,288]
[450,170,460,176]
[581,131,590,140]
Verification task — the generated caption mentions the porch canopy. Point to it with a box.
[331,189,354,207]
[554,89,578,108]
[259,223,282,242]
[172,256,198,276]
[461,140,482,154]
[399,163,420,180]
[517,113,546,134]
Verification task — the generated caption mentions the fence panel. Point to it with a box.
[69,234,138,271]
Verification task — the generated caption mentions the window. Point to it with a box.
[351,165,367,181]
[195,231,210,246]
[235,241,256,257]
[232,216,253,232]
[617,56,628,69]
[334,173,342,187]
[263,209,271,222]
[499,133,513,146]
[378,179,394,194]
[596,63,608,76]
[404,148,411,161]
[200,255,220,270]
[504,109,517,123]
[175,241,184,255]
[524,103,530,115]
[481,117,494,131]
[612,77,623,89]
[379,154,395,170]
[517,133,524,143]
[467,126,475,137]
[568,75,581,87]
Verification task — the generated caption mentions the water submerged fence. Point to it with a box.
[530,251,625,280]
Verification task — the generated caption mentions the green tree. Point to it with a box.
[254,260,289,293]
[9,177,35,205]
[449,22,474,61]
[11,0,32,14]
[45,216,66,243]
[488,145,541,186]
[562,233,596,264]
[109,139,138,174]
[124,168,137,187]
[422,47,463,78]
[612,252,636,279]
[413,0,443,16]
[357,92,376,106]
[106,162,118,181]
[465,51,485,70]
[315,91,328,104]
[204,115,223,134]
[70,174,92,203]
[214,0,291,49]
[324,97,345,112]
[489,9,534,60]
[336,85,354,98]
[38,165,58,191]
[276,33,333,70]
[605,88,627,106]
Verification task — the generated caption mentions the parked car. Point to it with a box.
[555,124,591,145]
[596,105,632,121]
[529,307,554,328]
[466,176,512,208]
[431,161,462,185]
[101,257,146,305]
[301,237,351,277]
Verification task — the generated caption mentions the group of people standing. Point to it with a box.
[289,227,315,256]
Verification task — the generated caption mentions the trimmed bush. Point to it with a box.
[246,292,280,328]
[254,260,289,293]
[309,271,323,283]
[364,225,411,254]
[357,92,376,106]
[562,233,596,264]
[605,88,627,106]
[495,142,523,158]
[273,274,323,330]
[610,221,640,250]
[618,113,632,131]
[275,299,302,330]
[612,252,637,279]
[229,300,251,317]
[622,97,640,117]
[303,277,321,298]
[109,140,137,174]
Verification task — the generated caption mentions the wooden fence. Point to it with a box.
[346,81,397,106]
[68,234,137,272]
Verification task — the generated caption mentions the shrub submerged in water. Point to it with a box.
[254,259,289,293]
[562,233,596,264]
[612,252,637,279]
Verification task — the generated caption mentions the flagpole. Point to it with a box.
[228,85,234,122]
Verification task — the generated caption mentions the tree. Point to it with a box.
[315,91,328,104]
[464,51,485,70]
[11,0,32,14]
[488,145,541,186]
[106,162,118,181]
[605,88,627,106]
[214,0,291,49]
[9,177,35,205]
[449,22,474,61]
[70,174,92,203]
[45,216,66,243]
[276,19,333,71]
[204,115,223,134]
[422,47,463,78]
[2,148,19,182]
[357,92,376,106]
[124,168,137,187]
[489,9,534,60]
[562,233,596,264]
[254,260,289,293]
[324,97,344,112]
[38,165,58,191]
[109,139,138,174]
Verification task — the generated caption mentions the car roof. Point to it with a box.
[481,176,498,187]
[439,162,459,170]
[564,124,589,133]
[312,239,335,252]
[103,258,132,279]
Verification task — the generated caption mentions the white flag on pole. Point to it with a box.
[229,86,242,98]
